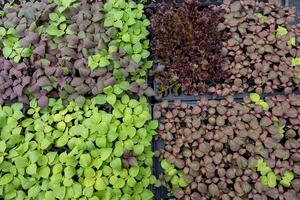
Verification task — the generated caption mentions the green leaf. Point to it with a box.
[113,11,124,20]
[80,154,92,167]
[280,170,294,187]
[133,144,144,155]
[260,175,268,186]
[148,120,158,130]
[132,54,141,63]
[178,176,188,187]
[287,37,296,46]
[21,48,32,57]
[257,101,269,111]
[255,13,268,20]
[280,179,290,187]
[64,114,73,123]
[99,56,110,67]
[121,95,130,105]
[15,157,29,168]
[283,171,294,181]
[39,166,51,179]
[107,94,116,105]
[49,12,59,21]
[41,138,52,150]
[133,42,143,53]
[57,121,66,131]
[267,172,277,188]
[0,141,6,153]
[99,148,112,161]
[47,24,64,36]
[95,177,106,191]
[141,50,150,59]
[88,56,99,70]
[13,55,21,63]
[249,93,260,103]
[3,47,12,58]
[122,33,130,42]
[62,0,75,7]
[127,177,137,187]
[108,45,118,54]
[129,166,139,177]
[104,17,114,27]
[291,57,300,66]
[0,27,6,37]
[161,160,172,170]
[110,158,121,171]
[0,173,13,185]
[28,185,41,198]
[276,26,288,36]
[113,178,125,189]
[114,20,123,29]
[73,183,82,198]
[64,166,76,178]
[123,44,133,54]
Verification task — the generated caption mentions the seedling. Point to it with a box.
[280,171,294,187]
[256,13,268,20]
[250,93,269,110]
[275,26,288,36]
[257,158,278,188]
[291,57,300,67]
[287,37,296,46]
[0,27,32,63]
[53,0,77,13]
[161,160,188,190]
[274,121,285,138]
[46,12,67,37]
[102,0,150,64]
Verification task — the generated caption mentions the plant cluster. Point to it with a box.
[154,94,300,199]
[210,0,300,96]
[0,0,153,107]
[151,0,300,97]
[149,0,227,96]
[0,95,157,199]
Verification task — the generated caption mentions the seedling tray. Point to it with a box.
[152,101,196,200]
[151,91,300,199]
[150,0,300,102]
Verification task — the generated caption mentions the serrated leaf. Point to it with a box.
[99,148,112,161]
[132,54,141,63]
[122,33,130,42]
[95,177,106,190]
[107,94,116,105]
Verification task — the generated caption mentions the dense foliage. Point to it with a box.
[0,95,157,199]
[212,0,300,96]
[151,0,300,97]
[154,94,300,199]
[0,0,153,107]
[150,0,227,96]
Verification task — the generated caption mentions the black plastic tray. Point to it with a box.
[284,0,300,23]
[152,101,196,200]
[151,90,300,199]
[150,0,300,102]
